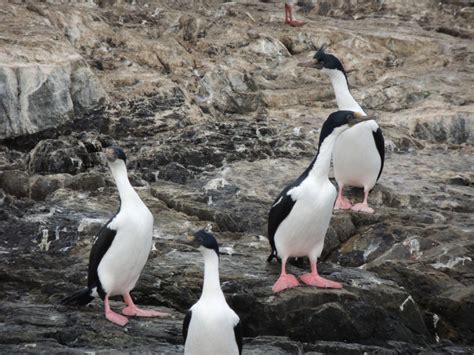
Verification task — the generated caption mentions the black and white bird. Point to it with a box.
[60,147,168,326]
[299,47,385,213]
[183,230,242,355]
[268,111,372,293]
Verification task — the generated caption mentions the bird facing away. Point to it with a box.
[299,47,385,214]
[268,111,373,293]
[183,230,243,355]
[60,147,169,326]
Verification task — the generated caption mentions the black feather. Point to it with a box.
[87,212,119,299]
[267,185,296,261]
[314,47,348,84]
[234,320,243,355]
[59,288,94,306]
[372,128,385,182]
[182,310,192,343]
[61,209,119,305]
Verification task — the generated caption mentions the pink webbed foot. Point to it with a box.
[334,195,352,210]
[351,203,374,214]
[122,293,170,318]
[300,273,343,289]
[272,273,300,293]
[286,19,305,27]
[122,306,170,318]
[106,309,129,326]
[284,3,305,27]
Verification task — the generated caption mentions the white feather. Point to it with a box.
[333,121,381,190]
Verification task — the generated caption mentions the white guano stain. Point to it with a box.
[399,295,414,311]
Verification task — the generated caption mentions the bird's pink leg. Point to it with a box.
[351,190,374,214]
[285,3,305,27]
[272,258,300,293]
[104,295,129,326]
[334,184,352,210]
[122,293,170,317]
[300,260,343,289]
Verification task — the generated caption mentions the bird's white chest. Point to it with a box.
[275,179,336,259]
[185,299,240,355]
[98,203,154,296]
[333,121,381,189]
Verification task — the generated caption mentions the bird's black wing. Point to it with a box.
[234,320,243,355]
[267,184,297,262]
[87,212,119,297]
[267,156,317,262]
[182,310,192,343]
[372,127,385,182]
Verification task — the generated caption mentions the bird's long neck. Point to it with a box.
[200,250,225,301]
[327,70,366,115]
[109,161,141,205]
[308,133,339,181]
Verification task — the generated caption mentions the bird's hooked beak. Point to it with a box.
[349,112,373,127]
[298,45,326,70]
[297,59,323,70]
[104,147,118,162]
[182,235,201,248]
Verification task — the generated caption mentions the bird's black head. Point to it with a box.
[298,46,347,78]
[188,229,219,257]
[105,147,127,164]
[314,47,346,72]
[318,111,372,147]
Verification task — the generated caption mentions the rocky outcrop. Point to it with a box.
[0,62,106,140]
[0,2,106,140]
[197,68,262,114]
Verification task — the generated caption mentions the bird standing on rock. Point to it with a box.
[267,111,373,293]
[183,230,243,355]
[299,47,385,213]
[284,1,305,27]
[60,147,169,326]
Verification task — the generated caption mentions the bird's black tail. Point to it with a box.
[267,249,282,264]
[59,288,94,306]
[267,249,277,262]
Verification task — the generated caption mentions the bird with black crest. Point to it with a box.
[299,46,385,214]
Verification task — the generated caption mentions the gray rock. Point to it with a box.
[65,172,106,191]
[198,68,261,114]
[0,170,30,198]
[27,138,93,175]
[30,174,68,201]
[0,63,106,140]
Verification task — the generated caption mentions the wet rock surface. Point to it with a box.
[0,0,473,353]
